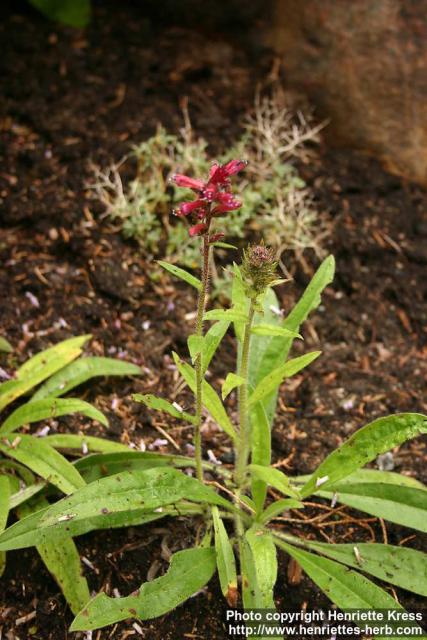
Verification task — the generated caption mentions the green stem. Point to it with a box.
[235,299,256,488]
[194,234,211,483]
[234,299,255,540]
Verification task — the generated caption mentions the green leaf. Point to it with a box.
[212,506,238,606]
[71,547,216,631]
[202,320,230,373]
[0,398,108,435]
[33,357,141,400]
[250,464,301,499]
[318,468,426,490]
[318,482,427,533]
[249,256,334,424]
[259,499,304,524]
[221,373,245,400]
[248,351,321,408]
[157,260,201,291]
[204,309,248,323]
[28,0,91,28]
[17,335,90,380]
[251,324,302,339]
[250,402,271,513]
[278,541,403,610]
[0,477,9,577]
[307,541,427,597]
[9,483,46,510]
[74,451,195,482]
[0,434,86,495]
[173,353,236,441]
[133,393,196,425]
[0,335,91,412]
[301,413,427,497]
[19,498,90,615]
[0,337,12,353]
[0,468,232,551]
[44,434,130,453]
[187,334,205,363]
[245,526,277,609]
[212,242,238,250]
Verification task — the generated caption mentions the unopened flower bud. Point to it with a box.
[241,243,277,297]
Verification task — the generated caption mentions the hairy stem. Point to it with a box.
[194,234,211,483]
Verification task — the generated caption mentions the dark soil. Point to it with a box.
[0,2,426,639]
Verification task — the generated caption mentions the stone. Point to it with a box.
[270,0,427,185]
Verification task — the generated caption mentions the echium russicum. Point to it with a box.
[170,160,247,482]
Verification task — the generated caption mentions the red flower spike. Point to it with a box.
[189,223,208,237]
[171,159,246,238]
[171,174,205,191]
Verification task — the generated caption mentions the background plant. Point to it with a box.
[0,334,140,612]
[0,165,426,637]
[90,94,329,272]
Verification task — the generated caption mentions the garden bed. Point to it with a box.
[0,2,426,639]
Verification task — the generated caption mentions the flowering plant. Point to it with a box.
[0,163,426,636]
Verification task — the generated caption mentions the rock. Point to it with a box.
[269,0,427,185]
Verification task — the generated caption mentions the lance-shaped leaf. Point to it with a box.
[212,506,238,607]
[204,309,249,323]
[133,394,196,425]
[0,335,91,411]
[71,547,216,631]
[9,482,46,510]
[33,357,141,400]
[317,482,427,533]
[279,542,401,610]
[0,477,10,577]
[275,542,425,638]
[17,335,90,379]
[18,498,90,615]
[248,351,321,408]
[301,413,427,498]
[157,260,201,291]
[250,464,301,499]
[251,324,302,339]
[248,255,335,424]
[251,402,271,513]
[45,434,130,453]
[245,526,277,610]
[306,541,427,597]
[259,499,304,524]
[173,353,236,441]
[202,320,230,373]
[0,467,232,551]
[0,337,12,353]
[0,398,108,435]
[74,451,232,484]
[0,435,86,495]
[221,373,245,400]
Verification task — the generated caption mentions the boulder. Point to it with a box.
[270,0,427,185]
